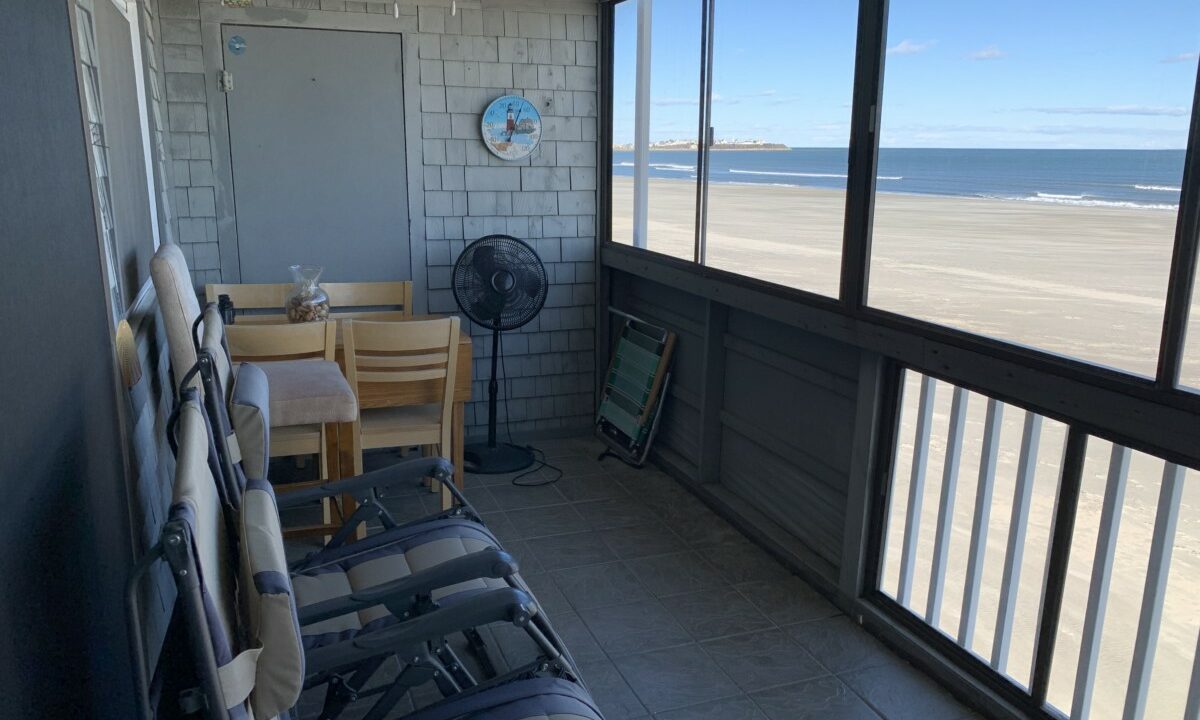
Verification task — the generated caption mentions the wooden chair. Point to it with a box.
[225,320,356,536]
[206,281,414,320]
[343,317,460,508]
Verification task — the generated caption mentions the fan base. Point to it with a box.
[463,442,535,474]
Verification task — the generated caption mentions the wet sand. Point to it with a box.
[613,177,1198,384]
[612,176,1199,718]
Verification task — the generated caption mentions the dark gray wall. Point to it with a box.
[610,270,864,589]
[0,1,136,714]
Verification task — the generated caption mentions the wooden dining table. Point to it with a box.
[232,311,473,513]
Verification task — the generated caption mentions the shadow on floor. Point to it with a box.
[285,436,979,720]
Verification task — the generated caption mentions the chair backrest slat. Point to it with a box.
[354,352,450,368]
[224,321,336,363]
[356,368,448,384]
[206,281,414,316]
[344,317,460,450]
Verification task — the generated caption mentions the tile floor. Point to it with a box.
[287,436,980,720]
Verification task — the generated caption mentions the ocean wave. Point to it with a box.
[1035,192,1085,200]
[730,169,846,179]
[614,161,695,172]
[728,169,902,180]
[1132,184,1182,193]
[1016,193,1177,210]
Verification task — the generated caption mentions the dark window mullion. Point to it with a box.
[693,0,715,265]
[839,0,889,312]
[1155,62,1200,389]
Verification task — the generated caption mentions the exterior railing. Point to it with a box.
[877,368,1198,720]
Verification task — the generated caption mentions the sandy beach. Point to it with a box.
[613,176,1198,718]
[613,176,1198,385]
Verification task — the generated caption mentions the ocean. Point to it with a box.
[612,148,1186,211]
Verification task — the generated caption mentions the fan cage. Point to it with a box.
[452,235,548,332]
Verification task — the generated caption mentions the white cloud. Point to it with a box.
[651,97,699,107]
[1161,51,1198,64]
[887,39,934,56]
[1027,105,1188,117]
[969,45,1005,61]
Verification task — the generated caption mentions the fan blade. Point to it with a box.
[515,264,542,298]
[474,288,506,321]
[470,245,498,280]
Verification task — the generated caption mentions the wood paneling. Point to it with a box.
[610,271,863,586]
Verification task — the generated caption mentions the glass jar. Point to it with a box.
[284,264,331,323]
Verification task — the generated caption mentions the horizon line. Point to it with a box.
[611,145,1190,152]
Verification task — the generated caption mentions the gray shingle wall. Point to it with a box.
[156,0,599,437]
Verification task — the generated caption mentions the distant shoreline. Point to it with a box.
[612,144,790,152]
[610,167,1181,212]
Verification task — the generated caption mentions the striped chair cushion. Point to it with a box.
[239,478,304,719]
[292,518,511,649]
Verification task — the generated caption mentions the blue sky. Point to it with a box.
[612,0,1199,149]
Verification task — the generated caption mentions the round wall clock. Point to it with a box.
[481,95,542,161]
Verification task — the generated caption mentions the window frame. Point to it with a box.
[73,0,164,326]
[598,0,1200,400]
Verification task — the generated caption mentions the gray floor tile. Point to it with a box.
[654,695,767,720]
[626,551,727,598]
[504,540,544,575]
[557,473,631,502]
[576,496,661,530]
[702,628,827,692]
[553,454,613,477]
[488,481,569,510]
[841,662,973,720]
[549,609,607,664]
[466,465,558,487]
[506,502,587,539]
[522,573,572,615]
[537,436,606,458]
[377,492,430,522]
[579,599,692,657]
[487,619,541,673]
[619,471,696,505]
[553,560,651,610]
[599,522,687,559]
[614,644,741,713]
[662,503,747,548]
[478,511,518,544]
[464,470,516,487]
[579,658,650,720]
[664,587,774,641]
[736,577,841,625]
[704,542,790,584]
[751,676,881,720]
[459,484,499,512]
[786,616,901,675]
[527,530,616,570]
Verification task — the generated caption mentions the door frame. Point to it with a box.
[199,5,427,312]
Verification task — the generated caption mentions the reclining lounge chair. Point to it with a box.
[127,392,601,720]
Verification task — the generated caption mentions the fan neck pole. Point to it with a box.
[487,323,501,449]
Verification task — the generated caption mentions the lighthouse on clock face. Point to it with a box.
[506,104,516,135]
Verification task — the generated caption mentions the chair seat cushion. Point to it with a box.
[402,677,604,720]
[292,518,508,649]
[257,359,358,427]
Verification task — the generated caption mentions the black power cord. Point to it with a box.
[496,330,562,487]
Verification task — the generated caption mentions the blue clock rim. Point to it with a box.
[481,94,542,160]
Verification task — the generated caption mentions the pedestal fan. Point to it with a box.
[452,235,548,473]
